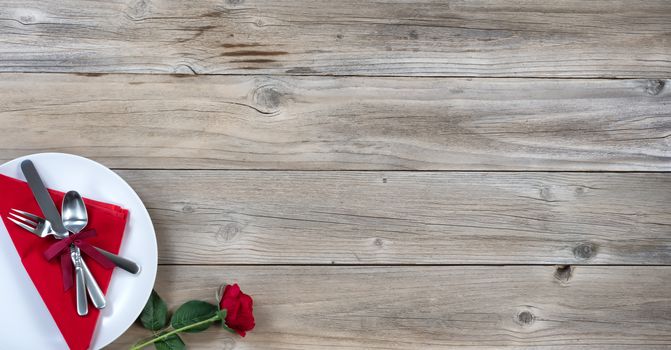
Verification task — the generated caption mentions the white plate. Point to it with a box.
[0,153,158,349]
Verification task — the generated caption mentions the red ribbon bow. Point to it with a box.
[43,229,116,291]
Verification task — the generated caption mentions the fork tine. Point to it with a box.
[10,209,43,222]
[9,212,38,227]
[7,217,37,234]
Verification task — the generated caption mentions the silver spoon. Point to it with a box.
[63,192,141,274]
[63,191,107,309]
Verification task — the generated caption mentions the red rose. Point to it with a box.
[218,284,255,336]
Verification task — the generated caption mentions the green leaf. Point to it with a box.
[171,300,218,333]
[154,335,185,350]
[139,290,168,331]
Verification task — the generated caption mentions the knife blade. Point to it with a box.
[20,160,68,235]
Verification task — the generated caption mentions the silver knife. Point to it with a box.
[21,160,68,236]
[21,159,106,310]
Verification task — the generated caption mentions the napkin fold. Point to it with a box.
[0,174,128,350]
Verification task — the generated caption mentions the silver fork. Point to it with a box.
[8,209,140,274]
[8,209,53,238]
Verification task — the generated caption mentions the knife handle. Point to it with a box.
[71,251,88,316]
[79,254,106,309]
[95,246,141,274]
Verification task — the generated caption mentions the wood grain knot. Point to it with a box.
[13,9,44,25]
[373,238,384,247]
[573,242,597,260]
[126,0,150,20]
[516,311,534,326]
[18,15,35,24]
[539,186,553,201]
[554,265,573,283]
[253,85,283,114]
[182,205,195,213]
[216,223,242,242]
[254,18,266,27]
[645,80,665,96]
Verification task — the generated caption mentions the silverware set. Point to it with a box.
[6,159,140,316]
[9,208,140,274]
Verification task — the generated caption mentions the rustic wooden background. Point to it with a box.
[1,0,670,348]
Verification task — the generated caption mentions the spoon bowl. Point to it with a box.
[62,191,88,234]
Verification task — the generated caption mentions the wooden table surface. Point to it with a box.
[1,0,670,349]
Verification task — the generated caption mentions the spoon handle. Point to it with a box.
[95,247,141,275]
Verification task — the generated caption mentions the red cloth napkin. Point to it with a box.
[0,174,128,350]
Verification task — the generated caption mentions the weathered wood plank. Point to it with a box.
[110,265,671,349]
[1,74,669,170]
[1,1,670,77]
[112,170,671,265]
